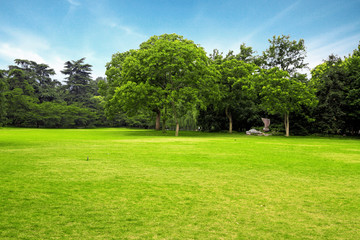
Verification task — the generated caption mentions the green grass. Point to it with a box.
[0,128,359,239]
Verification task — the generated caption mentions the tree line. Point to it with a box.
[0,34,359,136]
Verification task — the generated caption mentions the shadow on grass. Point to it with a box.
[100,127,247,138]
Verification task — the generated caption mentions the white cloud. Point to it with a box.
[0,27,69,80]
[307,34,360,69]
[67,0,80,7]
[242,1,300,43]
[0,25,110,81]
[99,17,147,39]
[307,22,360,50]
[0,41,68,80]
[0,27,50,51]
[0,43,45,64]
[306,21,360,70]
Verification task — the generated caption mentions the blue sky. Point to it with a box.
[1,0,359,80]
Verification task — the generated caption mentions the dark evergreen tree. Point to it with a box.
[311,55,347,134]
[61,58,94,106]
[342,44,360,134]
[0,70,8,126]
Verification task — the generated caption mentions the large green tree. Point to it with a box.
[102,50,158,129]
[110,33,217,136]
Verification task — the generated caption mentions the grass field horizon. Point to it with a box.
[1,128,359,239]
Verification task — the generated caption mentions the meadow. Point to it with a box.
[0,128,359,239]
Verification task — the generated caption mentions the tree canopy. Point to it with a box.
[263,35,307,75]
[251,68,317,136]
[107,33,218,136]
[0,35,359,136]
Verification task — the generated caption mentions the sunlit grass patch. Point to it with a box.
[0,128,359,239]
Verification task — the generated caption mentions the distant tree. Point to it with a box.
[263,35,308,76]
[236,43,255,62]
[11,59,59,102]
[311,55,346,134]
[0,70,8,126]
[311,46,360,135]
[61,58,94,106]
[343,44,360,134]
[209,49,224,64]
[4,67,37,126]
[253,68,317,136]
[215,58,257,133]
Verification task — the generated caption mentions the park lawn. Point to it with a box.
[0,128,359,239]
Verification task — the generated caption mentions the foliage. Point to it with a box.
[0,35,359,135]
[61,58,95,106]
[12,59,59,103]
[311,56,347,134]
[101,50,157,128]
[343,47,360,134]
[311,47,360,135]
[213,56,257,133]
[251,68,317,136]
[0,71,8,126]
[1,59,107,128]
[263,35,307,75]
[110,33,218,136]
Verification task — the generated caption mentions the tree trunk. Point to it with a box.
[172,102,180,137]
[155,110,160,131]
[225,107,233,134]
[162,118,166,133]
[162,107,167,133]
[175,121,179,137]
[284,113,290,137]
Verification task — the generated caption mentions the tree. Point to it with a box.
[311,47,360,135]
[236,43,255,62]
[263,35,307,75]
[215,57,257,133]
[101,50,159,129]
[61,58,94,106]
[0,70,8,126]
[10,59,59,103]
[253,68,317,136]
[311,55,347,134]
[343,45,360,134]
[112,33,217,136]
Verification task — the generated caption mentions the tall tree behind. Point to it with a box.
[61,58,93,106]
[311,47,360,135]
[261,35,313,136]
[263,35,307,76]
[5,68,38,126]
[0,70,8,126]
[12,59,59,103]
[310,55,346,134]
[252,68,317,137]
[216,57,257,133]
[343,43,360,134]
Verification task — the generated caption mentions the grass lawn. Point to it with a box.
[0,128,359,239]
